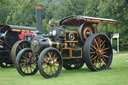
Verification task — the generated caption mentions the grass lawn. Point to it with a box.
[0,51,128,85]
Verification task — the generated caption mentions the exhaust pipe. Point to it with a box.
[35,4,43,34]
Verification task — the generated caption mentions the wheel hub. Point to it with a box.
[96,49,104,57]
[50,60,54,64]
[47,59,54,66]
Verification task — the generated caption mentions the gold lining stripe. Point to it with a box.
[64,43,68,48]
[47,38,52,47]
[72,43,75,48]
[12,29,34,32]
[56,42,59,49]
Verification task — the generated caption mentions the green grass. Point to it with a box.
[0,51,128,85]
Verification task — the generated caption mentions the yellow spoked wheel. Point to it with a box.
[16,48,38,76]
[83,34,113,71]
[38,48,63,78]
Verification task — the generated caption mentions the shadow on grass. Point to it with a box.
[0,65,121,80]
[0,66,15,70]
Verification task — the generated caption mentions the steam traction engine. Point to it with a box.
[0,25,36,67]
[16,4,117,78]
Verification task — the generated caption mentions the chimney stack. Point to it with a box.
[35,3,43,34]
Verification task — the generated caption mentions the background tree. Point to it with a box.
[0,0,128,50]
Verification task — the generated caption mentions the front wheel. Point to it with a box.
[83,34,113,71]
[38,48,63,78]
[16,48,38,76]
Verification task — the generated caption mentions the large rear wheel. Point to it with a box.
[11,40,30,64]
[38,48,63,78]
[83,34,113,71]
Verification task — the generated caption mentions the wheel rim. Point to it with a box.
[84,34,112,71]
[38,48,63,78]
[18,49,38,75]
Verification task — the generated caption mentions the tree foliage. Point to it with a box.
[0,0,128,50]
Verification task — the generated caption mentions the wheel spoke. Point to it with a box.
[28,52,32,59]
[43,65,48,70]
[25,53,28,59]
[91,45,97,49]
[24,65,28,73]
[91,56,97,61]
[22,56,27,60]
[50,67,54,75]
[102,57,106,62]
[45,66,49,74]
[53,52,56,58]
[98,38,102,48]
[53,53,57,61]
[102,44,105,49]
[99,58,102,69]
[100,40,105,48]
[43,58,49,63]
[29,66,32,73]
[90,52,96,54]
[103,48,109,51]
[93,59,97,67]
[18,45,22,50]
[30,65,35,70]
[20,62,26,66]
[94,39,99,48]
[90,54,95,58]
[48,52,52,59]
[54,61,59,64]
[96,58,101,69]
[22,42,25,48]
[53,57,58,62]
[53,65,57,71]
[44,56,49,60]
[103,55,109,58]
[100,58,106,65]
[90,47,94,51]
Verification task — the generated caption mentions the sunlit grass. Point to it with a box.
[0,51,128,85]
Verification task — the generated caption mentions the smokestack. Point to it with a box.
[35,3,43,34]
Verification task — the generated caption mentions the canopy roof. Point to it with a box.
[0,25,37,31]
[59,16,117,27]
